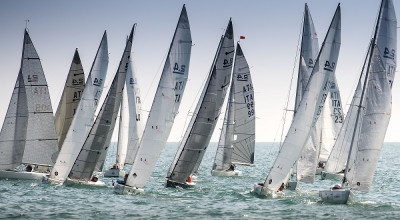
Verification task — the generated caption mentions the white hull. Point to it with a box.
[0,170,46,180]
[319,188,353,204]
[253,183,268,195]
[320,171,344,181]
[104,168,125,178]
[65,178,106,187]
[316,168,323,175]
[113,183,144,194]
[286,181,297,190]
[211,169,242,177]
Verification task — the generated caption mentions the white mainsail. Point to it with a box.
[50,32,109,182]
[119,58,142,167]
[167,19,234,185]
[325,0,396,176]
[55,49,86,149]
[124,5,192,189]
[345,0,396,192]
[259,5,341,192]
[0,29,59,170]
[212,43,255,171]
[69,25,136,181]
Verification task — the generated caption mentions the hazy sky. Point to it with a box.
[0,0,399,142]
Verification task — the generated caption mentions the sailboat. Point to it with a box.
[253,4,341,196]
[0,29,59,180]
[289,4,344,189]
[319,0,396,204]
[64,24,137,186]
[165,19,234,188]
[113,5,192,194]
[46,31,109,184]
[211,42,255,177]
[55,49,86,149]
[104,54,142,178]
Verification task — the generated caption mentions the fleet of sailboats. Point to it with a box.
[0,2,396,205]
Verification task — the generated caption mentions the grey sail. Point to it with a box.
[69,25,136,180]
[167,19,234,184]
[55,49,85,149]
[0,29,58,169]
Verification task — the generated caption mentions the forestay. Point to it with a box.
[167,19,234,184]
[125,5,192,188]
[50,32,109,182]
[0,30,59,169]
[55,49,86,149]
[69,25,136,181]
[262,5,341,192]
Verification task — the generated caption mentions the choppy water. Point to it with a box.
[1,142,399,219]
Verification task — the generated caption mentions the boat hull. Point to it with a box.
[104,168,125,178]
[65,178,106,187]
[320,171,344,181]
[319,188,352,204]
[286,181,297,190]
[211,169,242,177]
[165,179,195,189]
[316,168,323,175]
[0,170,46,180]
[253,183,268,195]
[113,183,144,194]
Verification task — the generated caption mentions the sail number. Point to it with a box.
[384,47,395,60]
[323,61,335,72]
[173,63,185,75]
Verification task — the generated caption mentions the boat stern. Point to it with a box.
[113,183,144,195]
[319,188,351,204]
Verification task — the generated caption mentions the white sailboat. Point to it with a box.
[211,42,255,177]
[65,25,137,186]
[55,49,86,149]
[104,55,142,178]
[0,29,59,180]
[113,5,192,194]
[46,31,109,184]
[320,0,396,204]
[253,4,341,195]
[165,19,234,188]
[294,4,344,187]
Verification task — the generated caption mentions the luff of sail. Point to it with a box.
[167,19,234,184]
[124,5,192,189]
[261,5,341,192]
[55,49,85,149]
[231,43,255,166]
[119,58,142,167]
[69,25,136,181]
[50,32,109,182]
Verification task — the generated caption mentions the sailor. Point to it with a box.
[115,174,128,185]
[112,164,119,169]
[278,183,285,192]
[187,176,192,183]
[228,164,235,171]
[25,165,33,172]
[90,174,99,182]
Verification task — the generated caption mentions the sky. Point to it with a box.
[0,0,399,143]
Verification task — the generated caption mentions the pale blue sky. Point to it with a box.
[0,0,399,142]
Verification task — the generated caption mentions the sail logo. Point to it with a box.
[223,58,233,68]
[28,74,38,82]
[72,78,84,86]
[237,73,249,81]
[308,58,314,68]
[323,61,335,72]
[384,47,395,60]
[173,63,185,75]
[129,78,135,85]
[93,78,103,87]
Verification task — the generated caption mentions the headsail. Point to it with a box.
[0,30,58,169]
[261,5,341,192]
[50,32,109,182]
[124,5,192,188]
[55,49,86,149]
[69,25,136,180]
[167,19,234,184]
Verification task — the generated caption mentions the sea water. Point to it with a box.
[0,142,399,219]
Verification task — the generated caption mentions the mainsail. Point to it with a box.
[124,5,192,189]
[0,29,59,170]
[50,32,109,182]
[69,25,136,181]
[260,5,341,192]
[212,43,255,171]
[167,19,234,184]
[55,49,86,149]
